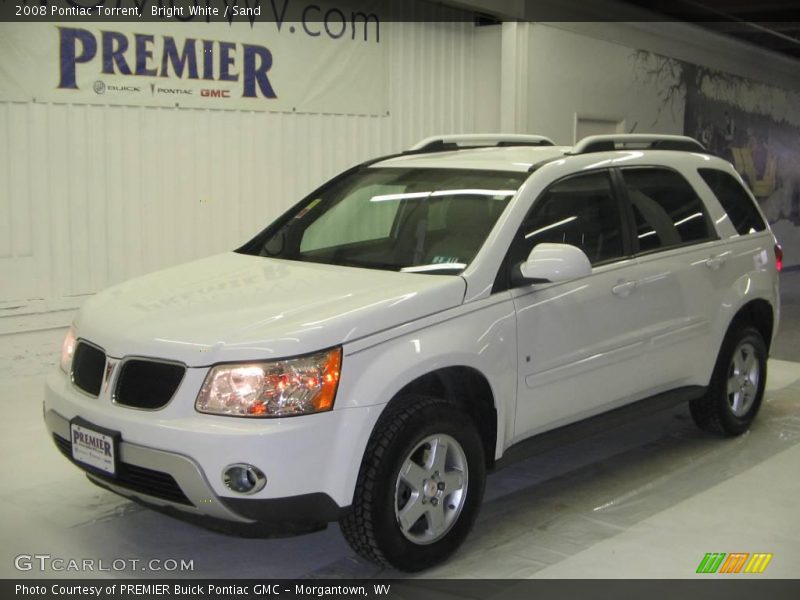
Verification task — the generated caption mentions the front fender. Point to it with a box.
[328,295,518,506]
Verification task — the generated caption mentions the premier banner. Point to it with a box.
[0,3,387,115]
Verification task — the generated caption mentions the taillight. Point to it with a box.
[775,244,783,272]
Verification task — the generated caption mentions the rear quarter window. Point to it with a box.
[698,168,767,235]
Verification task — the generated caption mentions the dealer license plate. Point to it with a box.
[70,420,118,476]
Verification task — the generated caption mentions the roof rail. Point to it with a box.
[570,134,706,155]
[409,133,555,153]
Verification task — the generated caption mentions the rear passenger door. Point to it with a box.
[618,167,729,389]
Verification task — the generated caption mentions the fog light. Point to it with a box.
[223,464,266,495]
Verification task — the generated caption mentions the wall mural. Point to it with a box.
[634,51,800,265]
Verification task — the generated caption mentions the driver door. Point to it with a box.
[509,170,652,441]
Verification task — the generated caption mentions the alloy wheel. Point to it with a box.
[394,433,468,545]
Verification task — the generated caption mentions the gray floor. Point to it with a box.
[0,272,797,580]
[1,362,798,579]
[773,270,800,362]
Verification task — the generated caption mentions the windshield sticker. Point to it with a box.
[295,198,323,220]
[431,256,461,264]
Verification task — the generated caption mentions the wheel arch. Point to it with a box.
[704,261,777,386]
[727,298,775,352]
[699,295,775,389]
[393,366,498,470]
[690,302,771,436]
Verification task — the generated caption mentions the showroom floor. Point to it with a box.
[1,272,798,580]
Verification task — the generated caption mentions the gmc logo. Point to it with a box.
[201,89,231,98]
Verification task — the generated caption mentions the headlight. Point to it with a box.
[60,326,77,373]
[195,347,342,417]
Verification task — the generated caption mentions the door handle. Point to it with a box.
[705,254,728,271]
[612,280,636,297]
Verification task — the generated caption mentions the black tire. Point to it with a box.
[339,394,486,572]
[690,326,767,436]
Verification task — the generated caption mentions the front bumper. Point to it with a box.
[46,408,251,522]
[44,370,380,523]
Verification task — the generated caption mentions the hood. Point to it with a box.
[75,253,466,366]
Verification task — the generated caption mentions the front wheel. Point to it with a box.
[340,395,486,572]
[690,326,767,436]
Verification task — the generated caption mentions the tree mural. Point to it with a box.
[633,49,800,230]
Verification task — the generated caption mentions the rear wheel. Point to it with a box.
[690,326,767,436]
[339,395,485,572]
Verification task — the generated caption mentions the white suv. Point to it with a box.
[46,134,781,571]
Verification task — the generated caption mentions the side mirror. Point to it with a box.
[513,243,592,285]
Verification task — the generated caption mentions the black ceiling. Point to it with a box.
[619,0,800,60]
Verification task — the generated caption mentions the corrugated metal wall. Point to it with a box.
[0,20,488,329]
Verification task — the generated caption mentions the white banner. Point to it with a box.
[0,9,388,114]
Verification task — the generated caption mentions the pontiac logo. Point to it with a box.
[103,360,116,391]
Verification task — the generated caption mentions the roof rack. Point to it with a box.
[409,134,555,153]
[570,134,706,155]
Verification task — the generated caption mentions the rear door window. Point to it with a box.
[621,167,714,253]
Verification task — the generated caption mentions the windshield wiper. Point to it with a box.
[400,263,466,274]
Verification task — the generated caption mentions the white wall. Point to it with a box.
[0,20,489,324]
[555,21,800,92]
[525,24,684,144]
[524,21,800,145]
[0,19,501,377]
[2,14,798,376]
[473,24,502,133]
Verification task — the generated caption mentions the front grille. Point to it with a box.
[53,434,192,506]
[71,342,106,396]
[114,360,186,410]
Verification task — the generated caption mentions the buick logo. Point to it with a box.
[93,80,106,95]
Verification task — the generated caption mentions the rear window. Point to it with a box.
[698,168,767,235]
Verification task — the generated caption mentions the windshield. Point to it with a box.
[239,168,526,274]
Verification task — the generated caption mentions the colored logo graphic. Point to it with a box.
[696,552,773,574]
